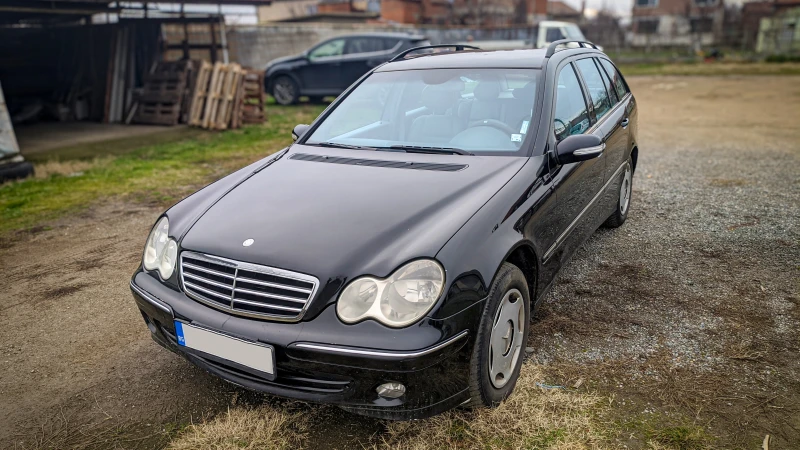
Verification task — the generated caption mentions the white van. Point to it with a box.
[458,21,601,52]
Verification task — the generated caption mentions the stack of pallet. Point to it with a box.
[232,70,266,128]
[132,61,191,126]
[188,62,266,130]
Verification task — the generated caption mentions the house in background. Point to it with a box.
[547,0,582,22]
[258,0,319,21]
[756,3,800,52]
[629,0,725,48]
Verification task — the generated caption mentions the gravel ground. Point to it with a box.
[0,75,798,449]
[530,76,800,447]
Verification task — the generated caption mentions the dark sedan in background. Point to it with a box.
[264,33,428,105]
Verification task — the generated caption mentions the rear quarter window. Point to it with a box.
[599,59,629,100]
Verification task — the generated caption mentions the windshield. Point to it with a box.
[305,68,540,155]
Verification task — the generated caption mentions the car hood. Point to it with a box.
[180,145,527,285]
[265,54,304,69]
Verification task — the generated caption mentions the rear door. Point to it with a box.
[339,37,399,91]
[597,57,634,181]
[574,57,627,184]
[544,61,606,265]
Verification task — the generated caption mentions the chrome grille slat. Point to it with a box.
[233,298,303,312]
[233,287,308,303]
[183,272,234,289]
[235,276,313,294]
[184,281,232,300]
[180,251,318,322]
[182,262,235,279]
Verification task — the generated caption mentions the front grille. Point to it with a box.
[180,251,318,321]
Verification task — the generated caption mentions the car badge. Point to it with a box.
[242,238,255,247]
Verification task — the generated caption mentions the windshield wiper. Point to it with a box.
[313,142,375,150]
[386,145,473,156]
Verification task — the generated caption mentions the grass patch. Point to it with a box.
[167,405,310,450]
[374,365,608,449]
[648,425,711,450]
[0,105,323,236]
[618,61,800,77]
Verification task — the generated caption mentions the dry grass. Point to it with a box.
[167,404,310,450]
[32,158,107,179]
[375,365,607,450]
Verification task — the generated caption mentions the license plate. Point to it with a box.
[174,321,275,377]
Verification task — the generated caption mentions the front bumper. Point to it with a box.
[130,271,483,419]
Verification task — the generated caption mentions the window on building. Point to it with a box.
[553,64,590,141]
[575,58,613,121]
[635,18,660,34]
[634,0,658,7]
[690,17,714,33]
[694,0,717,6]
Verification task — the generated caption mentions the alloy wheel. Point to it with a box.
[488,288,525,389]
[273,78,296,105]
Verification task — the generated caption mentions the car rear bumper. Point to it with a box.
[130,272,481,419]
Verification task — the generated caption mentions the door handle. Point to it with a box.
[620,118,629,128]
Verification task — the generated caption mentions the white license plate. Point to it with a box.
[174,321,275,377]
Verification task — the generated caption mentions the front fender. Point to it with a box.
[433,156,550,319]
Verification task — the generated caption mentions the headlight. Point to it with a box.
[336,260,444,328]
[143,217,178,279]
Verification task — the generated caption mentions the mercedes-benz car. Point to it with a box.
[130,41,638,419]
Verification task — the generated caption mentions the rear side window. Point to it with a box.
[594,58,619,104]
[575,58,613,121]
[599,59,629,100]
[345,38,385,55]
[553,64,590,141]
[383,38,401,50]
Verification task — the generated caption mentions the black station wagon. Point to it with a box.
[130,40,638,419]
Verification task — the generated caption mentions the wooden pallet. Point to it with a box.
[188,61,212,126]
[235,69,266,126]
[215,64,243,130]
[132,61,190,126]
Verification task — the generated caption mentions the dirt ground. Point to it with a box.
[1,76,798,449]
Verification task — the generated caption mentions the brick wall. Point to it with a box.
[381,0,421,23]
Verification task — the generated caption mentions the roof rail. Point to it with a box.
[389,44,480,63]
[544,39,600,58]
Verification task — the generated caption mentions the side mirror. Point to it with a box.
[292,124,310,142]
[556,134,604,165]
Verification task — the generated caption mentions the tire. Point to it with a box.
[271,75,299,105]
[603,158,633,228]
[465,262,531,408]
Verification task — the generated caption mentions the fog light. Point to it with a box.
[376,382,406,399]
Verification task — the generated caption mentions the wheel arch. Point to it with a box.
[266,70,303,95]
[497,241,539,307]
[630,145,639,174]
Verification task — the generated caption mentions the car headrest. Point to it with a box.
[513,81,536,100]
[421,83,462,114]
[474,81,501,102]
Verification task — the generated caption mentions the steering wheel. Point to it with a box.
[469,119,517,135]
[553,118,567,138]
